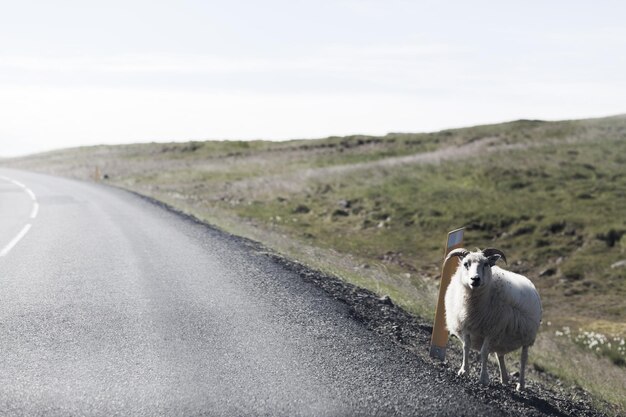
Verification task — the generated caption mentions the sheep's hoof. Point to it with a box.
[457,368,467,376]
[516,382,525,391]
[501,375,509,384]
[479,375,489,385]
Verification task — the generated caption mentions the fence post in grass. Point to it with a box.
[429,227,465,360]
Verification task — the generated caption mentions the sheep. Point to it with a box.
[444,248,542,391]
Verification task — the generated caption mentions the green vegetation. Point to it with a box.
[4,115,626,413]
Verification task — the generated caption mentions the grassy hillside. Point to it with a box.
[4,115,626,413]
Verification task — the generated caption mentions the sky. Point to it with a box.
[1,0,625,156]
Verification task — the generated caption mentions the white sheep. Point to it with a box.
[444,248,542,390]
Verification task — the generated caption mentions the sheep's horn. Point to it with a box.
[482,248,507,264]
[445,248,470,261]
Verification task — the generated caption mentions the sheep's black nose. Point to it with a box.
[470,276,481,287]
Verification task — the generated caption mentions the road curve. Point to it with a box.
[0,168,504,416]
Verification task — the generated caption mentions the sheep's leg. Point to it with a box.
[479,338,490,385]
[458,333,471,376]
[517,346,528,391]
[497,354,509,384]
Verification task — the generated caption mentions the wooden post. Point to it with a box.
[429,227,464,360]
[94,166,101,182]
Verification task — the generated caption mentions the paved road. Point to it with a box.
[0,169,504,416]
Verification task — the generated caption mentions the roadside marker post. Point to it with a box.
[429,227,464,360]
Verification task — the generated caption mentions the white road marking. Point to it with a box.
[11,180,26,189]
[25,188,36,201]
[30,202,39,219]
[0,224,32,257]
[0,175,38,256]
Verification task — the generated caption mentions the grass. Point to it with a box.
[533,328,626,414]
[228,137,626,322]
[4,114,626,413]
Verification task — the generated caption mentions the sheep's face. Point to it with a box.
[447,248,506,291]
[459,253,493,291]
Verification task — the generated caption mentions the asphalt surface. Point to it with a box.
[0,169,560,416]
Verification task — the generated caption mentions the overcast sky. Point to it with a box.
[1,0,625,156]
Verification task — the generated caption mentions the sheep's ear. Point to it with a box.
[446,248,469,262]
[487,254,502,266]
[483,248,507,266]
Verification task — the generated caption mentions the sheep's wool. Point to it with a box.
[445,254,542,354]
